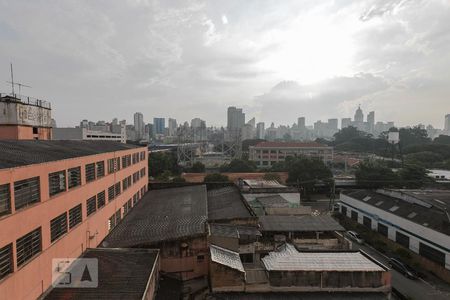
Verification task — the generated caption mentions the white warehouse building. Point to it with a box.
[340,189,450,271]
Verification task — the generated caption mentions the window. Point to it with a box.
[363,216,372,229]
[114,182,121,196]
[133,193,138,205]
[132,153,138,164]
[140,151,146,160]
[108,185,115,201]
[122,178,129,191]
[123,202,129,215]
[108,214,116,231]
[16,227,41,267]
[96,161,105,178]
[68,167,81,189]
[419,243,445,266]
[197,255,205,262]
[0,184,11,216]
[351,210,358,221]
[396,231,410,249]
[32,127,38,134]
[97,191,106,208]
[341,206,347,216]
[50,213,68,242]
[122,155,132,168]
[69,204,82,229]
[377,223,388,237]
[49,171,66,196]
[115,209,121,224]
[85,163,96,183]
[0,243,13,280]
[108,159,115,174]
[14,177,40,210]
[86,196,97,216]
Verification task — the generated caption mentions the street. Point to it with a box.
[352,242,450,300]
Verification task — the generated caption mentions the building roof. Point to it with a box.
[342,189,450,236]
[242,179,287,189]
[252,141,330,148]
[207,186,254,221]
[102,185,208,247]
[0,140,141,169]
[208,292,388,300]
[262,244,385,272]
[256,195,290,208]
[210,244,245,272]
[259,215,344,232]
[43,248,159,300]
[209,223,261,238]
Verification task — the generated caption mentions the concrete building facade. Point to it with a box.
[53,127,126,143]
[0,141,148,299]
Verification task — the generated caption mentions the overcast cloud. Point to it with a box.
[0,0,449,127]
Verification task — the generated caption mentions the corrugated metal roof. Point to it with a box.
[262,244,384,272]
[210,244,245,272]
[259,215,344,232]
[256,195,290,208]
[102,186,208,247]
[0,140,142,169]
[44,248,159,300]
[207,186,254,220]
[209,223,261,238]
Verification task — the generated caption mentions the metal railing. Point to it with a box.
[0,92,51,109]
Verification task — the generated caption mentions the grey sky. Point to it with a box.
[1,0,449,128]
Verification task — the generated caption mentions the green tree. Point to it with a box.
[333,126,367,144]
[286,156,333,195]
[220,159,257,172]
[263,172,281,182]
[355,160,399,188]
[399,126,431,147]
[190,161,205,173]
[404,151,443,168]
[398,164,430,188]
[203,173,230,183]
[434,135,450,145]
[148,152,180,178]
[171,176,186,183]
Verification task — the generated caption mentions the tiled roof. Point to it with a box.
[0,140,142,169]
[43,248,159,300]
[210,244,245,272]
[207,186,254,220]
[252,141,330,148]
[209,223,261,238]
[262,244,385,272]
[259,215,344,232]
[102,186,208,247]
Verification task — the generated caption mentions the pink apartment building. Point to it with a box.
[0,140,148,299]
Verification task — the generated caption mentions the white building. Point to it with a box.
[53,126,126,143]
[340,189,450,271]
[256,122,265,139]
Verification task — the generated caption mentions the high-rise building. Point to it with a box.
[134,112,145,140]
[153,117,165,135]
[341,118,351,129]
[367,111,375,133]
[354,106,364,123]
[168,118,177,136]
[227,106,245,131]
[297,117,306,129]
[445,114,450,132]
[328,119,338,131]
[256,122,265,139]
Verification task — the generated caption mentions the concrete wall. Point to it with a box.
[340,193,450,271]
[143,253,160,300]
[0,146,148,300]
[210,262,245,292]
[0,125,52,140]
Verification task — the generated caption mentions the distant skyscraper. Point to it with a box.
[445,114,450,132]
[341,118,351,129]
[168,118,177,136]
[328,118,338,131]
[227,106,245,131]
[153,117,165,135]
[256,122,265,139]
[297,117,305,129]
[354,105,364,123]
[367,111,375,133]
[133,112,144,139]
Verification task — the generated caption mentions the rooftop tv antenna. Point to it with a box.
[6,63,31,95]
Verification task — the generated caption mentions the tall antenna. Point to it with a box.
[6,63,31,95]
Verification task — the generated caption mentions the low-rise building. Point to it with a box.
[249,142,333,168]
[42,248,160,299]
[0,140,148,300]
[340,189,450,272]
[53,127,126,143]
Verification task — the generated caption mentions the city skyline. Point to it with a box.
[1,1,450,127]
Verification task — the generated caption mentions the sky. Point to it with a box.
[0,0,449,128]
